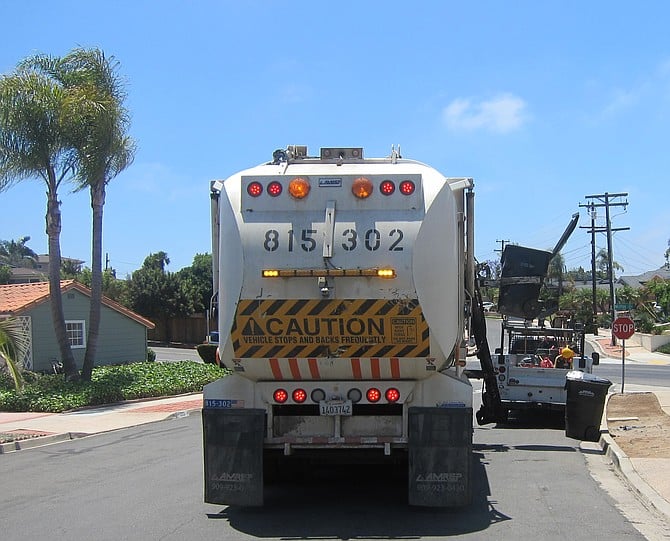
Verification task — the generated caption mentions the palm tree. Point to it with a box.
[0,63,81,380]
[596,248,624,280]
[548,252,566,296]
[0,318,30,390]
[0,236,38,267]
[33,48,135,381]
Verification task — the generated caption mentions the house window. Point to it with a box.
[65,320,86,348]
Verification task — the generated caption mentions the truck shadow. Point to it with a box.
[498,409,566,430]
[207,453,511,538]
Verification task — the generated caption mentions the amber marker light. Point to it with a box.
[288,177,310,199]
[352,177,373,198]
[377,268,396,278]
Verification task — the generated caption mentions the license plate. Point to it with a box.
[319,400,352,416]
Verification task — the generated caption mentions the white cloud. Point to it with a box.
[442,93,528,133]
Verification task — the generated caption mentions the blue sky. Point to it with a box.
[1,1,668,278]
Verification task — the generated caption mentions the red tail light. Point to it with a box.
[367,387,381,402]
[292,389,307,403]
[380,180,395,195]
[247,181,263,197]
[267,181,283,197]
[399,180,415,195]
[273,389,288,403]
[385,387,400,402]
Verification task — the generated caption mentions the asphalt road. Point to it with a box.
[152,345,202,363]
[0,388,656,541]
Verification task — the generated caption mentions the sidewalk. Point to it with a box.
[587,329,670,521]
[0,393,202,453]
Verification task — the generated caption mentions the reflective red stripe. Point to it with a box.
[269,358,283,379]
[371,358,381,379]
[308,358,320,379]
[390,357,400,379]
[351,358,362,379]
[288,358,301,379]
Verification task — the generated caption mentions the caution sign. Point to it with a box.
[231,299,429,359]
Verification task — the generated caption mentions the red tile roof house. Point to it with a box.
[0,280,155,372]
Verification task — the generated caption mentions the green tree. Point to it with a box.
[548,252,566,296]
[177,253,213,314]
[127,252,193,343]
[77,267,127,303]
[0,265,10,284]
[0,57,83,380]
[641,277,670,319]
[31,48,136,381]
[596,248,624,279]
[60,257,84,279]
[0,317,30,390]
[0,236,38,267]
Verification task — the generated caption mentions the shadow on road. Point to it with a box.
[207,454,511,538]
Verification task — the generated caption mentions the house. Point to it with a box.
[4,254,85,284]
[617,266,670,289]
[0,280,155,372]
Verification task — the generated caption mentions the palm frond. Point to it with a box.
[0,317,29,390]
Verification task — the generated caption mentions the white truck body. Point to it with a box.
[494,323,598,415]
[203,146,478,506]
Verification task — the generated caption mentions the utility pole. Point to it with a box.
[495,239,510,257]
[580,192,629,346]
[578,202,601,335]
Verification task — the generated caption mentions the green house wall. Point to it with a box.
[23,288,149,372]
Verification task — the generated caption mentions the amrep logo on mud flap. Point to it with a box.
[415,472,466,493]
[231,299,429,359]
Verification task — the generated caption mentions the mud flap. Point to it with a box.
[408,407,473,507]
[203,408,265,506]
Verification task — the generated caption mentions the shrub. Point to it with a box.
[196,344,218,364]
[147,347,156,362]
[635,314,656,334]
[0,361,226,413]
[597,312,612,329]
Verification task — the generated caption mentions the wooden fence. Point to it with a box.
[148,313,216,346]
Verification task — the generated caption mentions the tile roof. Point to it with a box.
[0,280,155,329]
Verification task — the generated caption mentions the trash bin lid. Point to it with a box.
[566,370,611,386]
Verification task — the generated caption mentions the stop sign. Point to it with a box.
[612,316,635,340]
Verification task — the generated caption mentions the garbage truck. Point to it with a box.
[203,145,503,507]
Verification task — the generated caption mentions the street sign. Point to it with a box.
[612,316,635,340]
[615,303,634,311]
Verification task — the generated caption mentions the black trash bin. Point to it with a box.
[565,370,612,442]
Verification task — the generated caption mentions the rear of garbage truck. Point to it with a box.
[203,146,476,506]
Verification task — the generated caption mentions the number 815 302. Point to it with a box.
[263,228,404,252]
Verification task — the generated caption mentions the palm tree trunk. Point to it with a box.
[46,177,78,380]
[82,181,105,381]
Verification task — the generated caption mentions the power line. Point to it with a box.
[579,192,629,345]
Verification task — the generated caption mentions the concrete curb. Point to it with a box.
[0,404,203,454]
[596,402,670,521]
[0,432,88,454]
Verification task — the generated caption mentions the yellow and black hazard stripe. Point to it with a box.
[231,298,429,359]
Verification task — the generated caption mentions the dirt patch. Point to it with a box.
[607,392,670,458]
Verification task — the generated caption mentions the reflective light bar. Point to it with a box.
[262,268,396,278]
